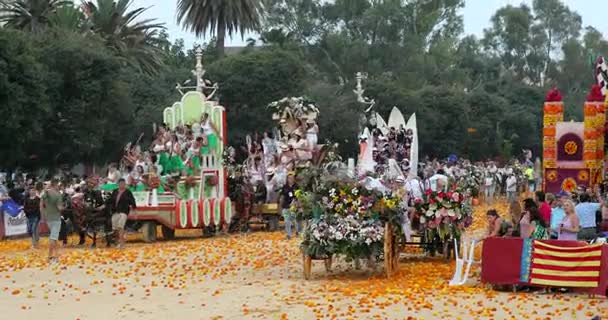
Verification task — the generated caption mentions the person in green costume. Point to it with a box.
[186,137,203,176]
[199,112,221,155]
[152,134,170,175]
[167,134,185,175]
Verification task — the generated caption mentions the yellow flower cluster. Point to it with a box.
[384,198,397,209]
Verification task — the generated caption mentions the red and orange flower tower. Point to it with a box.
[542,86,606,193]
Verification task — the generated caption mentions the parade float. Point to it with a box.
[230,95,328,231]
[541,84,606,193]
[126,48,232,242]
[355,72,419,178]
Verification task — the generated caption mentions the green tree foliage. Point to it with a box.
[176,0,264,58]
[1,0,607,169]
[0,0,70,32]
[82,0,166,75]
[206,48,307,142]
[0,29,48,167]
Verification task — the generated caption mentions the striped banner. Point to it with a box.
[519,239,533,283]
[529,241,603,288]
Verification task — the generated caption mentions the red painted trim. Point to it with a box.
[185,200,193,228]
[208,199,215,226]
[222,110,228,198]
[175,199,181,227]
[220,198,226,224]
[136,206,175,212]
[198,200,204,227]
[128,214,173,229]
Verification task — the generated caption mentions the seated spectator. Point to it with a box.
[484,209,512,238]
[520,199,548,240]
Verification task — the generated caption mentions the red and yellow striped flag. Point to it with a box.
[529,241,603,288]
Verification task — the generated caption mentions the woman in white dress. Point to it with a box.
[262,131,277,168]
[248,157,264,185]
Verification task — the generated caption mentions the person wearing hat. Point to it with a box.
[305,119,318,152]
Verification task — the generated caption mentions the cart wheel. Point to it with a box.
[442,240,450,260]
[202,226,214,238]
[161,225,175,240]
[267,216,279,232]
[141,221,157,243]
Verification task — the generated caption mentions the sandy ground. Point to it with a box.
[1,203,607,320]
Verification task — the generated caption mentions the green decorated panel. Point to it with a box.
[163,108,174,129]
[172,102,182,127]
[182,92,204,126]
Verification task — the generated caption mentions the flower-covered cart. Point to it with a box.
[297,180,403,279]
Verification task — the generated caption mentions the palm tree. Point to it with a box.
[48,3,85,30]
[176,0,264,58]
[0,0,71,32]
[82,0,166,74]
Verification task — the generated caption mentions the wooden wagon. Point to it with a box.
[303,222,401,279]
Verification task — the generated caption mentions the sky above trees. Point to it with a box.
[133,0,608,48]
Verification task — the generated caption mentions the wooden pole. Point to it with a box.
[392,233,400,271]
[303,254,312,280]
[384,222,393,277]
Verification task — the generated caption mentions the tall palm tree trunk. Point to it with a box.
[216,16,226,59]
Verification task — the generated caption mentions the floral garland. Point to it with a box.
[267,97,319,119]
[455,165,483,197]
[299,181,402,261]
[413,189,472,241]
[587,85,605,102]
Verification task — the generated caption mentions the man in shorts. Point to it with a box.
[109,179,136,248]
[41,178,63,262]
